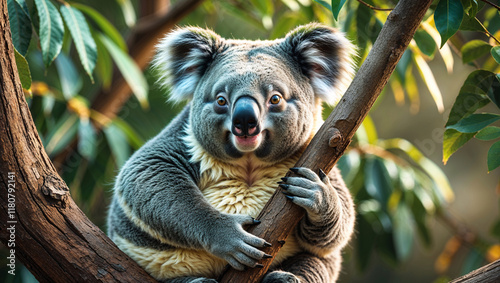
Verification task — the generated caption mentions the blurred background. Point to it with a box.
[2,0,500,282]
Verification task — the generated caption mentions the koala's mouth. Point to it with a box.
[232,131,265,153]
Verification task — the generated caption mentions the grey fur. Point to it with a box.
[108,23,355,282]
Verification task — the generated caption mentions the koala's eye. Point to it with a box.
[216,96,227,106]
[270,94,282,105]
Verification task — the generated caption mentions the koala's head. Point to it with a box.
[154,23,355,164]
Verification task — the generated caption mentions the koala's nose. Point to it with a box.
[232,96,260,137]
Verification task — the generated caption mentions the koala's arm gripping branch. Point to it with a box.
[219,0,434,282]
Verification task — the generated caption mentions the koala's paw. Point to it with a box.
[262,271,301,283]
[207,214,272,271]
[280,167,336,221]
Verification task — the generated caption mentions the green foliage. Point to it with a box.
[60,5,97,81]
[434,0,463,48]
[7,0,31,55]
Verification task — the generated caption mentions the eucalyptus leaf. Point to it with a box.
[14,48,32,90]
[475,126,500,141]
[116,0,136,27]
[312,0,332,12]
[104,122,131,168]
[446,113,500,133]
[54,53,83,99]
[331,0,347,21]
[73,3,127,52]
[487,141,500,172]
[44,113,79,156]
[7,0,32,55]
[78,118,97,161]
[434,0,464,48]
[356,216,375,271]
[414,29,436,58]
[60,5,97,81]
[393,204,414,261]
[461,40,492,64]
[34,0,64,67]
[492,46,500,64]
[488,75,500,108]
[443,129,476,164]
[446,70,494,127]
[459,16,485,32]
[364,157,393,206]
[99,33,149,108]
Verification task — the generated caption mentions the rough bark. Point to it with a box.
[218,0,434,282]
[450,259,500,283]
[0,0,156,282]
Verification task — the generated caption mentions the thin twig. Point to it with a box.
[357,0,393,11]
[481,0,500,11]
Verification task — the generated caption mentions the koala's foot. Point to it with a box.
[262,271,301,283]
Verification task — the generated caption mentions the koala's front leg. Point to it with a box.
[279,167,355,255]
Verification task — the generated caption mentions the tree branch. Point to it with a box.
[219,0,433,281]
[0,0,157,281]
[450,259,500,283]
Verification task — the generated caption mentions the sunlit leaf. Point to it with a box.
[14,48,31,90]
[476,126,500,141]
[72,3,127,52]
[104,122,130,168]
[115,0,136,27]
[44,113,79,156]
[98,33,149,108]
[78,118,97,161]
[422,19,454,73]
[393,204,414,261]
[443,129,476,164]
[331,0,347,21]
[488,141,500,172]
[446,70,494,126]
[447,113,500,133]
[54,53,82,99]
[60,4,97,81]
[414,53,444,112]
[34,0,64,67]
[461,40,492,64]
[7,0,32,55]
[434,0,464,48]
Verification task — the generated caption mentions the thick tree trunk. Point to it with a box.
[218,0,434,282]
[0,1,156,282]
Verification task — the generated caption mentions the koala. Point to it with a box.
[107,23,356,283]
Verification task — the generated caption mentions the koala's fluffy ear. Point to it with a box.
[154,27,222,103]
[283,23,356,106]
